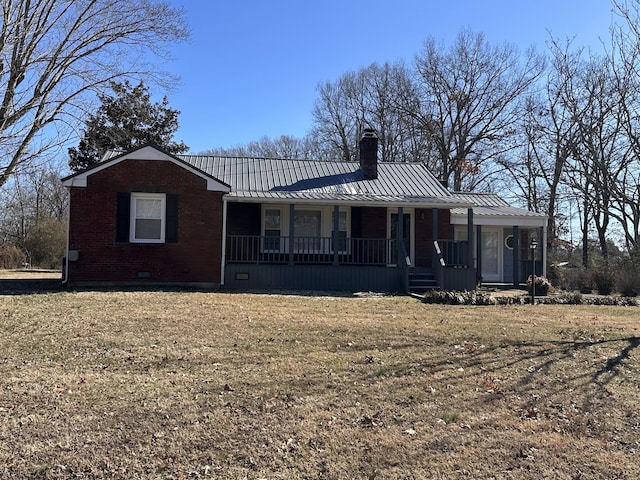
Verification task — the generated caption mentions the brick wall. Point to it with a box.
[227,202,261,235]
[359,207,387,238]
[415,208,452,268]
[67,158,224,285]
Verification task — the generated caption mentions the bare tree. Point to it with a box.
[310,62,427,163]
[412,30,545,191]
[558,48,629,264]
[0,0,188,187]
[609,0,640,250]
[498,94,548,211]
[513,40,582,251]
[0,166,67,267]
[204,135,320,160]
[311,75,359,161]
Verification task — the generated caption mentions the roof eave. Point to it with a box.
[225,193,473,209]
[61,145,230,192]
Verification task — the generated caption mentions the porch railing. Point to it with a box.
[226,235,395,266]
[435,239,469,267]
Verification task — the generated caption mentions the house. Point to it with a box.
[61,131,547,293]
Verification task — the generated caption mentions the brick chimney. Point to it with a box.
[359,128,378,180]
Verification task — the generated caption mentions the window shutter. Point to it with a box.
[116,192,131,242]
[166,194,179,243]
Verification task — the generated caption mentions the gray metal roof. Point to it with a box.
[180,155,472,207]
[452,206,547,218]
[89,148,543,213]
[450,192,545,217]
[450,192,546,226]
[452,192,510,207]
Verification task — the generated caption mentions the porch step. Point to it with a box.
[408,268,438,294]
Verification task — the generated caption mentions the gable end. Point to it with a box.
[62,145,230,192]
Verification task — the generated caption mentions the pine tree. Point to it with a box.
[68,81,188,172]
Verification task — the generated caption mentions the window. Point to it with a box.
[116,192,178,244]
[260,205,350,254]
[263,208,282,251]
[131,193,166,243]
[294,210,322,252]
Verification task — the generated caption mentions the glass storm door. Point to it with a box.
[481,229,501,282]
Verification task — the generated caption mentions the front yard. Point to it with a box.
[0,289,638,478]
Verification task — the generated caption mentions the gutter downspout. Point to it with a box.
[220,196,228,287]
[542,224,547,278]
[62,189,71,285]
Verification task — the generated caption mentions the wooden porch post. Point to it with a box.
[432,208,438,269]
[467,208,474,268]
[513,226,520,287]
[476,224,482,283]
[397,206,404,266]
[288,204,295,265]
[332,205,339,266]
[541,225,547,277]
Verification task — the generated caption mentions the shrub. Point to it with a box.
[610,251,640,297]
[22,218,66,269]
[0,244,26,269]
[580,269,595,293]
[527,276,551,296]
[593,267,615,295]
[616,266,640,297]
[546,263,562,287]
[566,268,594,294]
[556,292,584,304]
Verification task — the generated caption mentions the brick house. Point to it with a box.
[62,133,547,293]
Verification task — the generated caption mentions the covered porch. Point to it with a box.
[221,201,478,293]
[450,197,548,288]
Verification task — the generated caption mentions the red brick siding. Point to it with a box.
[415,209,431,268]
[414,208,452,268]
[360,207,387,238]
[67,159,224,285]
[439,209,452,239]
[227,202,261,235]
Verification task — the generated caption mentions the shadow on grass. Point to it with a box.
[0,278,63,295]
[0,279,397,298]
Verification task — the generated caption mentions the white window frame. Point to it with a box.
[260,205,351,254]
[130,193,166,243]
[262,206,285,252]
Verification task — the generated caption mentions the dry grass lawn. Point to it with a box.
[0,287,638,479]
[0,269,61,280]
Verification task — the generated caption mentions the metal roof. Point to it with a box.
[450,192,545,217]
[179,155,472,207]
[452,205,547,218]
[451,192,510,207]
[81,148,544,215]
[449,192,546,226]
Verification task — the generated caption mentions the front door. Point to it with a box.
[389,212,412,265]
[481,228,501,282]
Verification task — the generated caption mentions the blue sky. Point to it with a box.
[166,1,614,154]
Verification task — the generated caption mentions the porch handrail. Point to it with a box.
[433,240,446,267]
[435,239,469,268]
[400,238,411,267]
[226,235,393,266]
